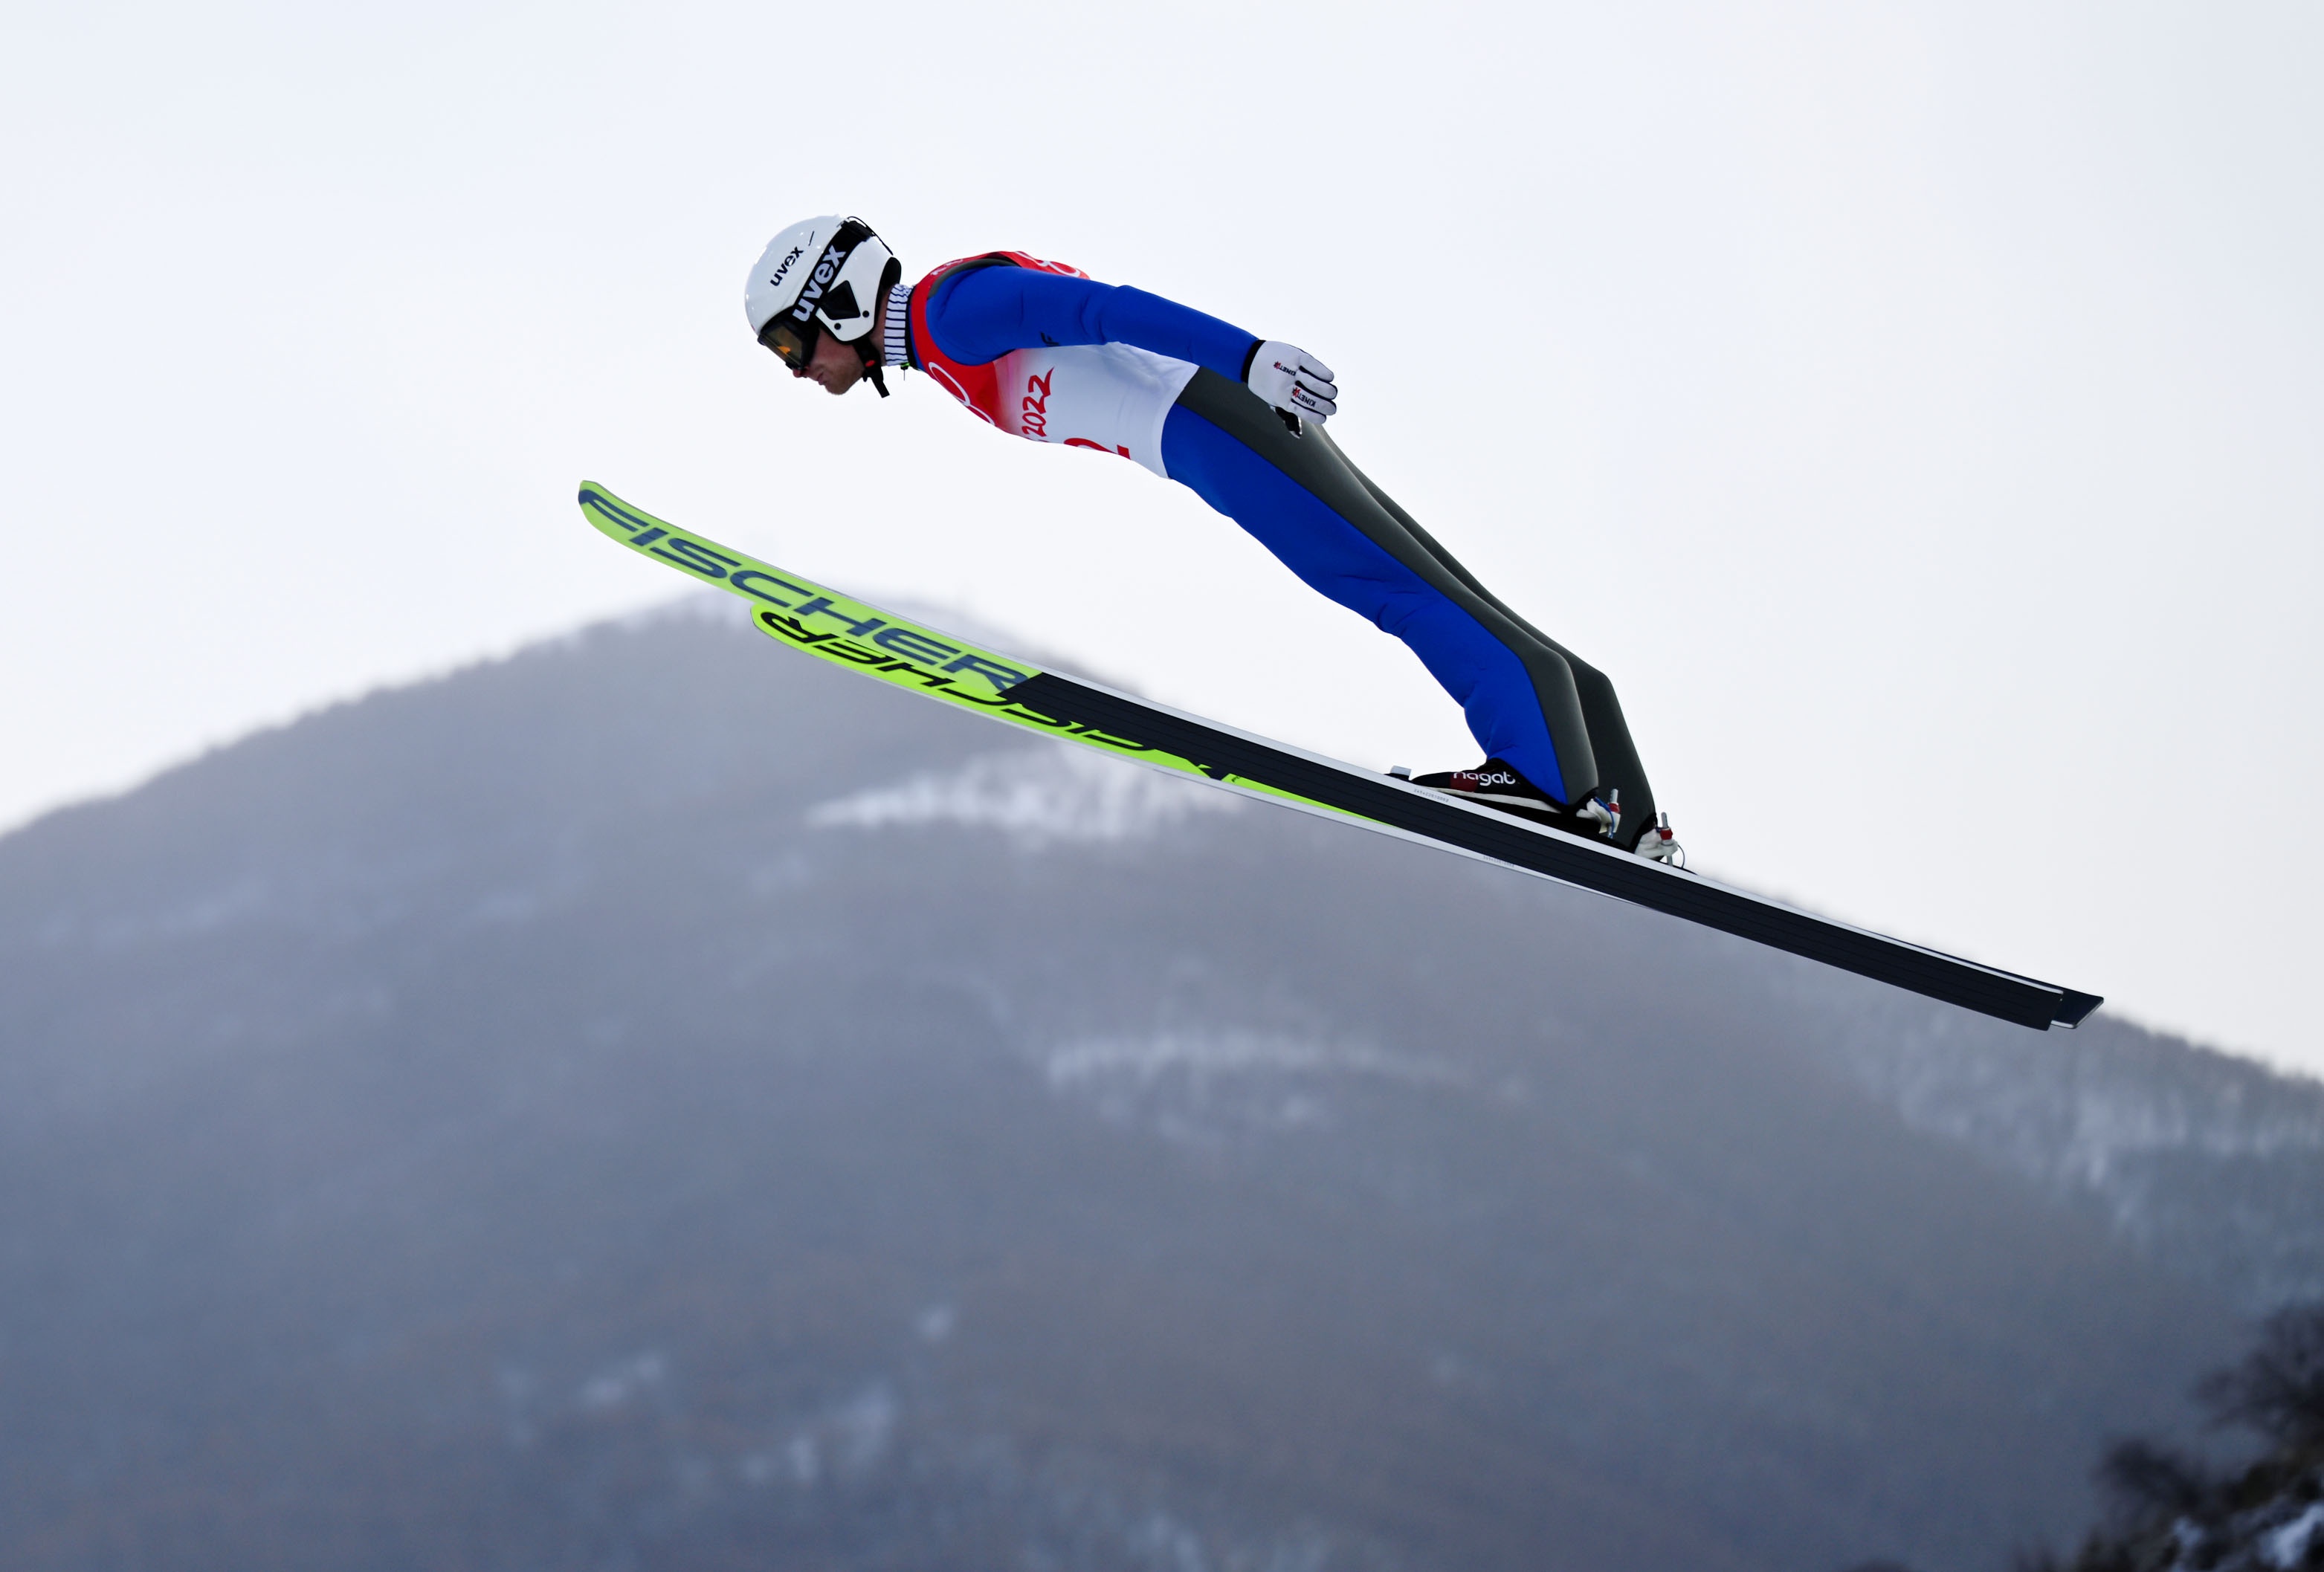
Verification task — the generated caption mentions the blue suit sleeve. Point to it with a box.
[923,268,1259,380]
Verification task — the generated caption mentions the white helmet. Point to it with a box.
[744,215,900,395]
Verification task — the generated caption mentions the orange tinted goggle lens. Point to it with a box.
[761,319,815,368]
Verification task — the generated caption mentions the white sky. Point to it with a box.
[4,1,2318,1073]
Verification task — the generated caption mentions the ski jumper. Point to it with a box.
[902,252,1656,842]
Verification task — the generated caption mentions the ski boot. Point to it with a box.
[1391,760,1621,841]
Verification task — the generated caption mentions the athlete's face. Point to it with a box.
[795,328,866,395]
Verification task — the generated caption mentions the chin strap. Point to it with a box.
[866,363,889,397]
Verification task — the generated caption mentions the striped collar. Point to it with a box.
[882,281,913,369]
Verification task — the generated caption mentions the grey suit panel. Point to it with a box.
[1173,369,1656,844]
[1333,445,1659,844]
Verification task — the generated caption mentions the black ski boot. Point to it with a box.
[1391,758,1621,840]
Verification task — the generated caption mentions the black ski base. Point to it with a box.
[1004,673,2101,1033]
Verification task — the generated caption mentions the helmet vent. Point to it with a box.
[819,280,861,322]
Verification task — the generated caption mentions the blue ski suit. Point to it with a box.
[902,251,1653,839]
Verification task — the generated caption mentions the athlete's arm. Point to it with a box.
[925,267,1259,379]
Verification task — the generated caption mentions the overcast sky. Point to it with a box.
[4,1,2318,1073]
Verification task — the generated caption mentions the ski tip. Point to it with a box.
[577,482,631,525]
[2051,989,2105,1029]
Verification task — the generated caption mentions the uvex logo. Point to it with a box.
[764,244,804,291]
[787,239,850,323]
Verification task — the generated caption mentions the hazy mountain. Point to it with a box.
[2,599,2318,1572]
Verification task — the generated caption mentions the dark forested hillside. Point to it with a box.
[3,600,2319,1572]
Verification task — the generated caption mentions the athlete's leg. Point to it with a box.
[1162,370,1600,812]
[1326,439,1659,842]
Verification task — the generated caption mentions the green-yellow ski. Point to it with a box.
[578,482,1335,815]
[578,481,2102,1033]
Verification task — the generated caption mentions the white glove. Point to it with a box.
[1245,340,1338,422]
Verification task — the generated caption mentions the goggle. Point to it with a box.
[758,313,821,371]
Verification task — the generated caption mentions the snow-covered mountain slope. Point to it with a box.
[0,600,2308,1572]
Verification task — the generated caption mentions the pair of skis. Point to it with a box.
[579,483,2099,1032]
